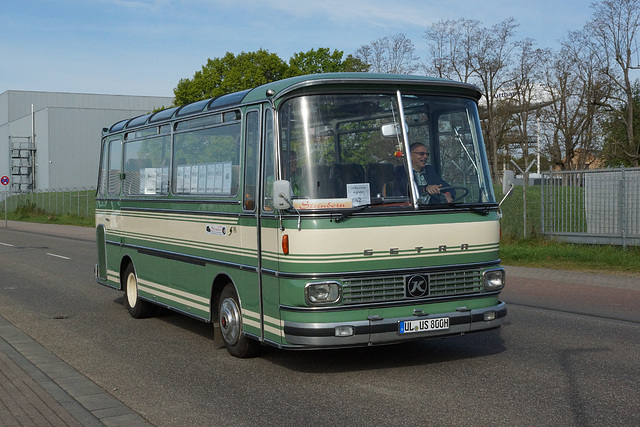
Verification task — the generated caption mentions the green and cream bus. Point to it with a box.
[95,73,506,357]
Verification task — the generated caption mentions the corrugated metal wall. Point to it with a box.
[1,90,173,190]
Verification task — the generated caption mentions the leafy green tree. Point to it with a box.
[286,48,368,76]
[173,49,288,106]
[173,48,369,106]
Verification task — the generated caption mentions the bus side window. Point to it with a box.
[97,141,108,196]
[123,135,170,196]
[244,111,259,210]
[173,122,241,197]
[262,109,275,211]
[108,139,122,197]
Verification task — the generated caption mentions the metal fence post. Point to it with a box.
[621,170,626,248]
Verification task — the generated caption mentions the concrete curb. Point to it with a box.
[0,315,153,426]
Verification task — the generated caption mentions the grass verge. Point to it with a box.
[500,237,640,277]
[2,202,94,227]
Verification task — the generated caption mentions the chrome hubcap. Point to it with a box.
[220,297,241,345]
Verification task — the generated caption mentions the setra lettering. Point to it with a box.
[362,244,470,256]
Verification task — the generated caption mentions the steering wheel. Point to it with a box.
[425,186,469,203]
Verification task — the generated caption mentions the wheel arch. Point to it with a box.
[210,272,236,323]
[119,255,134,291]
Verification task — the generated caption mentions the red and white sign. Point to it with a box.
[0,176,9,186]
[293,198,353,210]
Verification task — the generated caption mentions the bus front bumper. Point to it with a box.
[282,301,506,348]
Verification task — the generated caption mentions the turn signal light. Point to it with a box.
[282,234,289,255]
[335,325,354,337]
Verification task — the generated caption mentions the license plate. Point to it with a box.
[399,317,450,334]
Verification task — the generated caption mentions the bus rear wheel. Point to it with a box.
[123,263,155,319]
[218,283,260,358]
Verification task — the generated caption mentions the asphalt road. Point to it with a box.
[1,222,639,426]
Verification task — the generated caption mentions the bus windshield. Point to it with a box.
[278,92,495,210]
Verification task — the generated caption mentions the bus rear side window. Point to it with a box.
[108,139,122,196]
[97,142,108,196]
[123,135,170,196]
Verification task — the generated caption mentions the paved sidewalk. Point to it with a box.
[1,221,152,426]
[0,316,152,427]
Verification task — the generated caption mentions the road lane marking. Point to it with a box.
[46,253,71,260]
[0,242,14,247]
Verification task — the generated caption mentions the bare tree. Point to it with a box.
[587,0,640,166]
[422,18,519,179]
[509,39,551,174]
[471,18,520,179]
[423,18,479,82]
[356,33,419,74]
[541,31,609,170]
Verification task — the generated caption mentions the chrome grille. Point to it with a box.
[341,269,484,304]
[429,270,483,295]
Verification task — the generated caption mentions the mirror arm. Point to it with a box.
[278,192,302,231]
[499,183,514,206]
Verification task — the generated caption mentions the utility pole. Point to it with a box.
[31,104,37,190]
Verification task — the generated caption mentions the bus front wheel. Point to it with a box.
[218,283,259,358]
[123,263,155,319]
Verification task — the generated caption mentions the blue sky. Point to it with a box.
[1,0,596,97]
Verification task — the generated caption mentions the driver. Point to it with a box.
[405,142,454,204]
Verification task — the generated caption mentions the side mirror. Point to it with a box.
[381,123,401,137]
[273,180,292,210]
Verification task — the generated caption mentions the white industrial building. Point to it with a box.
[0,90,173,191]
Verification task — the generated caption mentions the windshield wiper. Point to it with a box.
[462,204,498,216]
[469,206,491,216]
[331,204,374,222]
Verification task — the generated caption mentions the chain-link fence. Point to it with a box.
[0,187,95,218]
[498,182,542,240]
[499,168,640,247]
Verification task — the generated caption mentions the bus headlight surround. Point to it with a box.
[483,268,505,291]
[305,281,341,305]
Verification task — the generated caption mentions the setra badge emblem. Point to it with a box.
[406,275,429,298]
